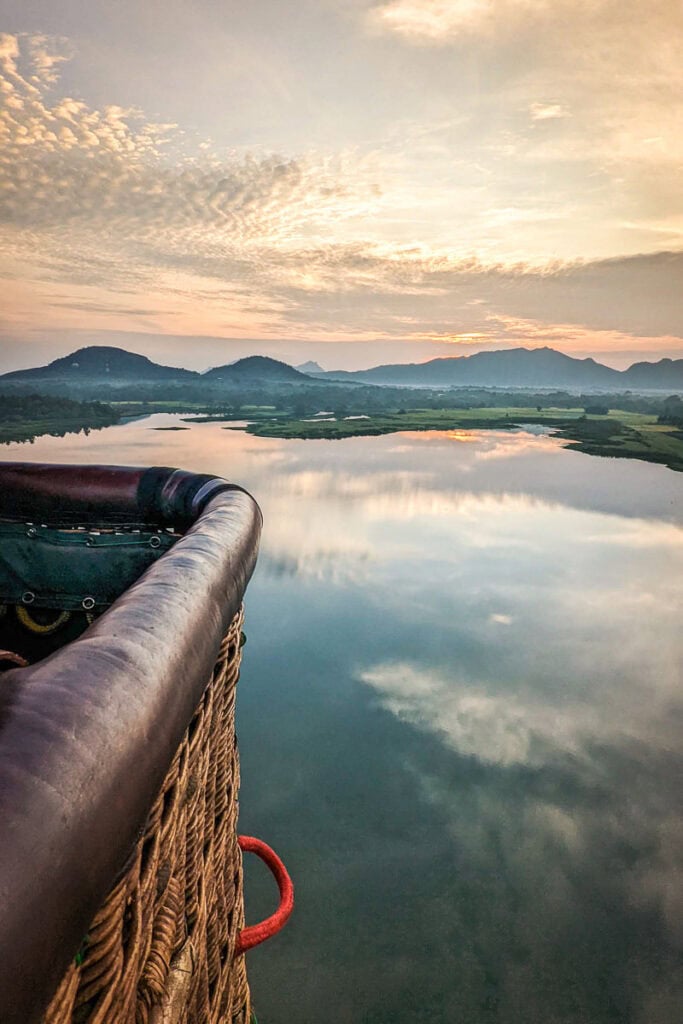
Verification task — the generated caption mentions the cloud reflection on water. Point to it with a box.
[5,417,683,1023]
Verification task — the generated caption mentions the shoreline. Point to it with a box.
[2,405,682,474]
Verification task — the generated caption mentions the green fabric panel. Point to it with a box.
[0,521,177,610]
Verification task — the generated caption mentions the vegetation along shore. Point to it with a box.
[1,345,683,472]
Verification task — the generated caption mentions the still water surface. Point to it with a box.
[5,418,683,1023]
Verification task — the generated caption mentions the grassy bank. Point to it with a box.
[4,395,682,474]
[239,407,683,473]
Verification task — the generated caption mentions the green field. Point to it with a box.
[238,407,683,473]
[4,398,682,474]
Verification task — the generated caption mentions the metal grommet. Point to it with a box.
[82,597,96,611]
[22,591,36,605]
[26,526,37,539]
[149,535,161,549]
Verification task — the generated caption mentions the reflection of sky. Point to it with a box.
[4,420,683,1023]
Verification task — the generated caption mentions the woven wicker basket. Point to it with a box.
[44,610,251,1024]
[0,464,291,1024]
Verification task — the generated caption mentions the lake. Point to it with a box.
[4,417,683,1024]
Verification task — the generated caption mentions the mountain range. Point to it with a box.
[0,347,307,385]
[315,347,683,389]
[2,344,683,390]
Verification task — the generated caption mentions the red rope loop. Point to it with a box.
[235,835,294,956]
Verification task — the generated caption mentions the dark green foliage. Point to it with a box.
[0,393,118,443]
[0,392,115,422]
[658,394,683,426]
[584,404,609,415]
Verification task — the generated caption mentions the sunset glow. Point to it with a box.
[0,1,681,371]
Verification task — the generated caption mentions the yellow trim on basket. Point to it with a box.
[16,606,72,635]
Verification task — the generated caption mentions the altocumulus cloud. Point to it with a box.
[0,34,374,251]
[0,31,682,352]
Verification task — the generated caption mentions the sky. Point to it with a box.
[0,0,681,372]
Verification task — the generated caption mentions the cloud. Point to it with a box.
[367,0,682,63]
[366,1,683,248]
[0,31,682,355]
[358,634,683,767]
[0,35,382,244]
[359,661,569,766]
[367,0,497,42]
[259,246,683,343]
[529,102,569,122]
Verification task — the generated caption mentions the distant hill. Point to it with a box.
[296,360,325,375]
[622,358,683,389]
[1,346,196,382]
[322,347,624,388]
[2,344,683,392]
[203,355,309,383]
